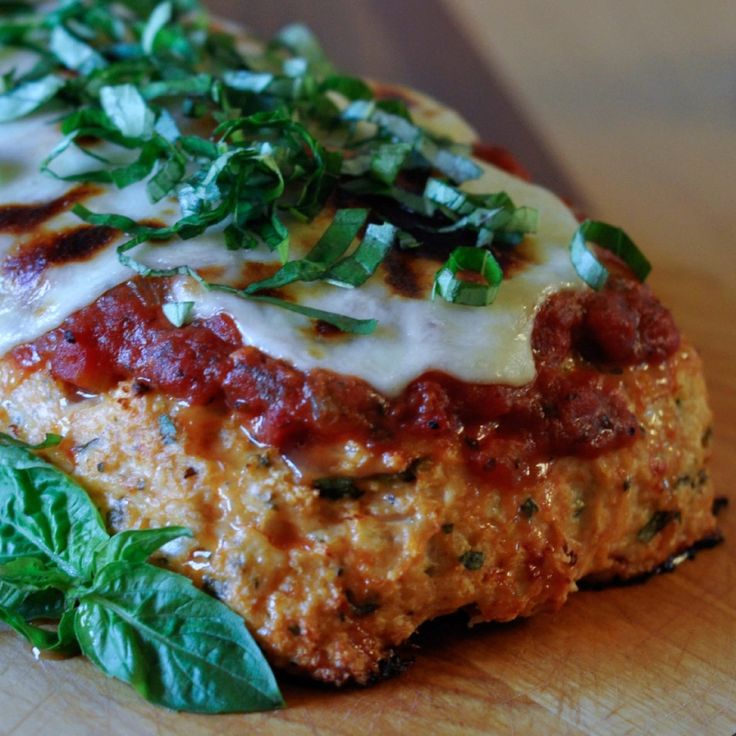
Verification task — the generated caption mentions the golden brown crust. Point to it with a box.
[0,339,716,684]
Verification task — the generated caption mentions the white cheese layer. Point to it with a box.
[0,104,583,396]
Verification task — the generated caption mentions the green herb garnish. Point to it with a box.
[459,550,485,571]
[432,246,503,307]
[0,433,283,713]
[519,497,539,519]
[570,219,651,290]
[162,300,194,327]
[313,476,364,500]
[637,510,681,543]
[158,413,178,444]
[0,0,591,332]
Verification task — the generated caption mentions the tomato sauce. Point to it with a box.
[12,274,680,486]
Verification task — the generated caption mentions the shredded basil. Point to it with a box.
[0,75,64,122]
[244,208,369,293]
[162,300,194,327]
[637,510,681,543]
[570,219,651,290]
[459,550,484,571]
[433,246,503,306]
[519,497,539,519]
[0,0,654,334]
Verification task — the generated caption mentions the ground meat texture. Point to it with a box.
[0,337,716,685]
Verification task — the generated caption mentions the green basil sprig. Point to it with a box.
[0,433,283,713]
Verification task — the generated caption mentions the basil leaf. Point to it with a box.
[342,102,481,183]
[141,1,172,55]
[246,294,378,335]
[75,562,284,713]
[0,437,108,578]
[0,605,63,650]
[245,208,368,293]
[370,142,412,185]
[162,301,194,327]
[432,246,503,306]
[223,70,274,94]
[423,178,538,246]
[50,24,106,75]
[0,556,74,591]
[94,527,192,570]
[0,74,63,122]
[570,219,652,290]
[274,23,333,78]
[326,222,396,288]
[637,510,681,543]
[73,206,375,334]
[100,84,155,140]
[320,74,372,101]
[0,580,65,621]
[0,432,62,451]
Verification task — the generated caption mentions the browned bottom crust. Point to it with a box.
[0,340,717,684]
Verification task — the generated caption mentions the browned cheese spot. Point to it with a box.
[3,225,117,288]
[0,184,102,233]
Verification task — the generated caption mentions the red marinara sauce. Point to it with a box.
[11,274,680,486]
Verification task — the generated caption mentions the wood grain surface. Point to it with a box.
[2,2,735,734]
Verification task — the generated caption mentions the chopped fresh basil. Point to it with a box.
[50,24,107,75]
[162,300,195,327]
[0,0,654,334]
[326,222,396,288]
[142,1,173,55]
[432,246,503,306]
[313,476,364,500]
[245,208,369,294]
[570,219,651,290]
[519,497,539,519]
[459,550,484,571]
[158,414,178,444]
[0,434,283,713]
[0,75,64,122]
[637,510,681,543]
[99,84,155,140]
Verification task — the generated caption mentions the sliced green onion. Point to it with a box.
[570,219,651,290]
[432,246,503,306]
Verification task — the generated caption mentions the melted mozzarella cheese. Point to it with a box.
[0,92,583,396]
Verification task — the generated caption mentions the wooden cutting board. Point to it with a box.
[2,2,735,734]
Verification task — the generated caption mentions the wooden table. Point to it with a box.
[2,2,735,734]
